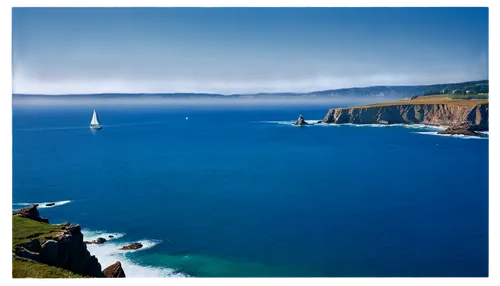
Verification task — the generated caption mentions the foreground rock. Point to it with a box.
[103,261,126,278]
[294,114,309,126]
[85,237,107,245]
[119,243,143,250]
[438,123,485,137]
[12,204,49,223]
[15,223,105,277]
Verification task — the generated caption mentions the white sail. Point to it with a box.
[90,109,100,125]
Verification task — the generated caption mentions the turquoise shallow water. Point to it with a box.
[12,104,488,277]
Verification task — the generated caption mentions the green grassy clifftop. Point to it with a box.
[12,204,128,278]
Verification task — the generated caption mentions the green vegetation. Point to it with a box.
[12,256,85,278]
[12,217,85,278]
[422,80,488,96]
[12,216,60,249]
[447,93,488,100]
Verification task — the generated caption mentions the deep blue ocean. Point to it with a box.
[12,104,489,277]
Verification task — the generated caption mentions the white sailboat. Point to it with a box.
[90,109,103,130]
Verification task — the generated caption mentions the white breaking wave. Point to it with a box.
[258,120,449,131]
[414,131,489,140]
[81,229,187,278]
[257,119,322,126]
[12,200,72,209]
[259,119,487,140]
[81,230,126,242]
[336,123,448,130]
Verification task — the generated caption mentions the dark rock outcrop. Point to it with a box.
[95,237,106,244]
[21,239,42,253]
[15,246,41,262]
[15,223,105,277]
[85,237,107,245]
[322,103,489,131]
[294,114,308,126]
[12,204,49,223]
[108,235,114,238]
[103,261,126,278]
[438,123,485,137]
[119,243,143,250]
[45,203,56,207]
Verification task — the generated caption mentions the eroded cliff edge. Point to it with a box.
[12,204,126,278]
[322,101,489,131]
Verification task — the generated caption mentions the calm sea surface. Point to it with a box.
[12,104,488,277]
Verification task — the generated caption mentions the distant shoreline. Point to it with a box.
[12,79,488,98]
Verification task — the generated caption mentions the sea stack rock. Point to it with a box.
[438,123,485,137]
[85,237,107,245]
[294,114,308,126]
[12,204,49,223]
[119,243,143,250]
[103,261,126,278]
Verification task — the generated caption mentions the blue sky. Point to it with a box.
[12,7,488,95]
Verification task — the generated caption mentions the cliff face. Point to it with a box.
[322,103,489,130]
[12,204,49,223]
[12,204,127,278]
[15,222,105,277]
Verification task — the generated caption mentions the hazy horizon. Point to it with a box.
[11,78,488,96]
[13,94,401,108]
[13,8,488,95]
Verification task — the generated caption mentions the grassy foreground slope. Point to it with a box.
[12,216,85,278]
[13,257,85,278]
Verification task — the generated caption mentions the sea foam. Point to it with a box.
[81,229,187,278]
[12,200,72,209]
[414,131,489,139]
[259,120,449,131]
[257,119,323,126]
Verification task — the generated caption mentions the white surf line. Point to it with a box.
[12,200,72,209]
[82,229,187,277]
[414,131,488,140]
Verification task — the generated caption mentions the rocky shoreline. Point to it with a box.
[292,99,488,137]
[320,101,488,136]
[436,123,486,137]
[12,204,143,278]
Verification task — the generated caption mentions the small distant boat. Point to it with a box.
[90,109,103,130]
[186,117,189,120]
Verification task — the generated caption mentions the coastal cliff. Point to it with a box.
[322,100,489,131]
[12,204,126,278]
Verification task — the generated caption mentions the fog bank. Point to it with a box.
[12,95,401,109]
